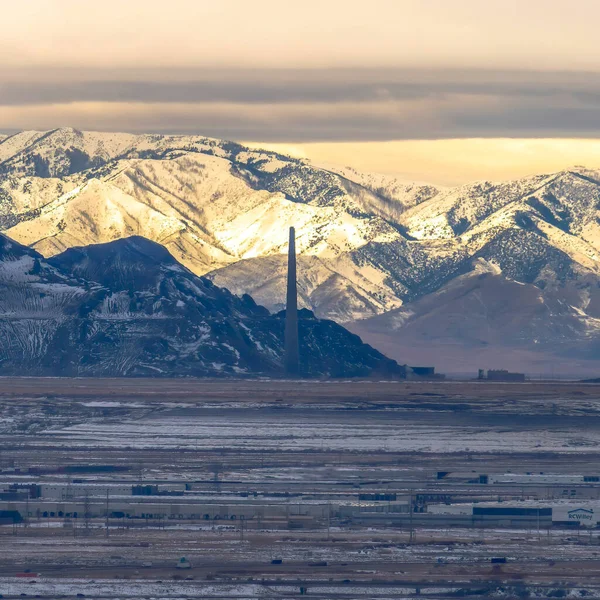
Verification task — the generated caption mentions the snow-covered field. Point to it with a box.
[43,415,600,453]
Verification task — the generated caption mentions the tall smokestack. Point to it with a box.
[284,226,299,375]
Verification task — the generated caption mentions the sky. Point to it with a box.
[2,0,600,185]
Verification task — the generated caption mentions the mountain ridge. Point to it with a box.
[2,128,600,374]
[0,232,402,378]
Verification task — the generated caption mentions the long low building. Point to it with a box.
[0,498,409,523]
[40,484,133,500]
[3,497,595,529]
[438,471,600,485]
[429,501,600,528]
[434,472,600,500]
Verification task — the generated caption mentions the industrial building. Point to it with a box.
[0,487,410,525]
[428,501,600,528]
[436,471,600,499]
[407,366,445,380]
[478,369,526,382]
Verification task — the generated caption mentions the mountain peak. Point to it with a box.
[48,236,185,291]
[50,126,83,137]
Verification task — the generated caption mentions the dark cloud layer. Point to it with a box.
[2,68,600,141]
[3,68,599,105]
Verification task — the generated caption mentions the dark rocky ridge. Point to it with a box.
[0,234,402,378]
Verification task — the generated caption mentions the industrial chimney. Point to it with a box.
[284,226,300,375]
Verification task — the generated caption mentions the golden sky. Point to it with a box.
[247,139,600,187]
[3,0,600,184]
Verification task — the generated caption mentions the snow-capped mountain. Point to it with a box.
[2,128,600,374]
[0,233,401,377]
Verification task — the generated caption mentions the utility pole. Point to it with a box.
[105,490,110,538]
[409,492,415,543]
[84,493,91,536]
[212,463,221,493]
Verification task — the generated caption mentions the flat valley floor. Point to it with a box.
[1,378,600,598]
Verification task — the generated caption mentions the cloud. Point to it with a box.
[2,68,600,105]
[2,68,600,142]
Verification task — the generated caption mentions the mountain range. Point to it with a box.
[1,128,600,376]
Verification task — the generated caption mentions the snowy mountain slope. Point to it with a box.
[0,233,402,377]
[0,233,97,369]
[0,176,79,229]
[209,164,600,371]
[0,129,137,177]
[321,163,443,210]
[0,131,48,163]
[398,168,600,245]
[397,173,553,240]
[6,176,191,259]
[209,253,402,322]
[2,127,418,222]
[0,128,480,322]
